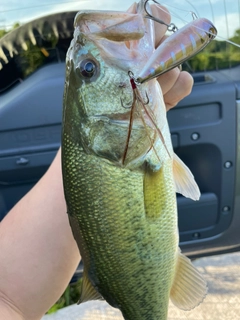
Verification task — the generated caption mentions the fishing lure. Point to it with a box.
[136,0,217,83]
[123,1,217,164]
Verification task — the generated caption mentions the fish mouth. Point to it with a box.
[89,114,147,129]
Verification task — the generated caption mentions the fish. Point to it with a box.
[61,1,212,319]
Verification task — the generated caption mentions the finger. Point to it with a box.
[151,4,171,47]
[157,67,180,96]
[162,71,194,111]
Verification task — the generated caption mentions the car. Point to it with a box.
[0,2,240,263]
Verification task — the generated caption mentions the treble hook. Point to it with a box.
[120,71,149,109]
[120,92,149,109]
[128,71,149,105]
[142,91,150,105]
[120,91,149,108]
[144,0,178,32]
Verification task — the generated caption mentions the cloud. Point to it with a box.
[0,0,134,28]
[44,0,135,15]
[1,0,240,41]
[159,0,240,39]
[214,12,240,39]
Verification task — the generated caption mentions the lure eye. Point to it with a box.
[79,59,96,78]
[208,26,217,40]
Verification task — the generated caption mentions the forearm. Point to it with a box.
[0,149,80,320]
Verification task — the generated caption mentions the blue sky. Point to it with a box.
[1,0,240,40]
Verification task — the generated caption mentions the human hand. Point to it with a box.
[152,3,194,111]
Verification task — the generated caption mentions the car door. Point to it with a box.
[0,5,240,259]
[169,67,240,258]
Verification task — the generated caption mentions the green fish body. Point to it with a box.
[62,2,207,319]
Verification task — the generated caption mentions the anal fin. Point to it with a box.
[170,250,207,310]
[78,271,103,304]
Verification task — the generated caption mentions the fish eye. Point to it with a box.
[79,59,96,78]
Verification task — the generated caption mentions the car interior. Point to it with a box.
[0,11,240,260]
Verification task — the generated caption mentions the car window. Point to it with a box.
[0,12,76,94]
[1,0,240,94]
[163,1,240,72]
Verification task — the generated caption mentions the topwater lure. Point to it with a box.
[136,0,217,83]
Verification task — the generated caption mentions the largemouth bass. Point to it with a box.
[62,1,210,319]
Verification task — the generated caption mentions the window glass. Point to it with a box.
[1,1,240,94]
[183,35,240,73]
[0,12,76,93]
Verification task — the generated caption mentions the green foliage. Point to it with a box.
[0,29,8,39]
[46,278,82,314]
[0,22,59,77]
[19,41,47,77]
[183,29,240,72]
[0,22,20,39]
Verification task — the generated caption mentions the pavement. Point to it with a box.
[42,252,240,320]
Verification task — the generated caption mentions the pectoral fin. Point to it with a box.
[143,166,167,218]
[170,250,207,310]
[173,153,200,201]
[78,272,103,304]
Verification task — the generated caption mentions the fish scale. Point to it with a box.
[63,133,178,319]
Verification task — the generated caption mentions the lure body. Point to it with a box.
[137,17,217,83]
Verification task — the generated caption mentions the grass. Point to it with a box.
[46,278,82,314]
